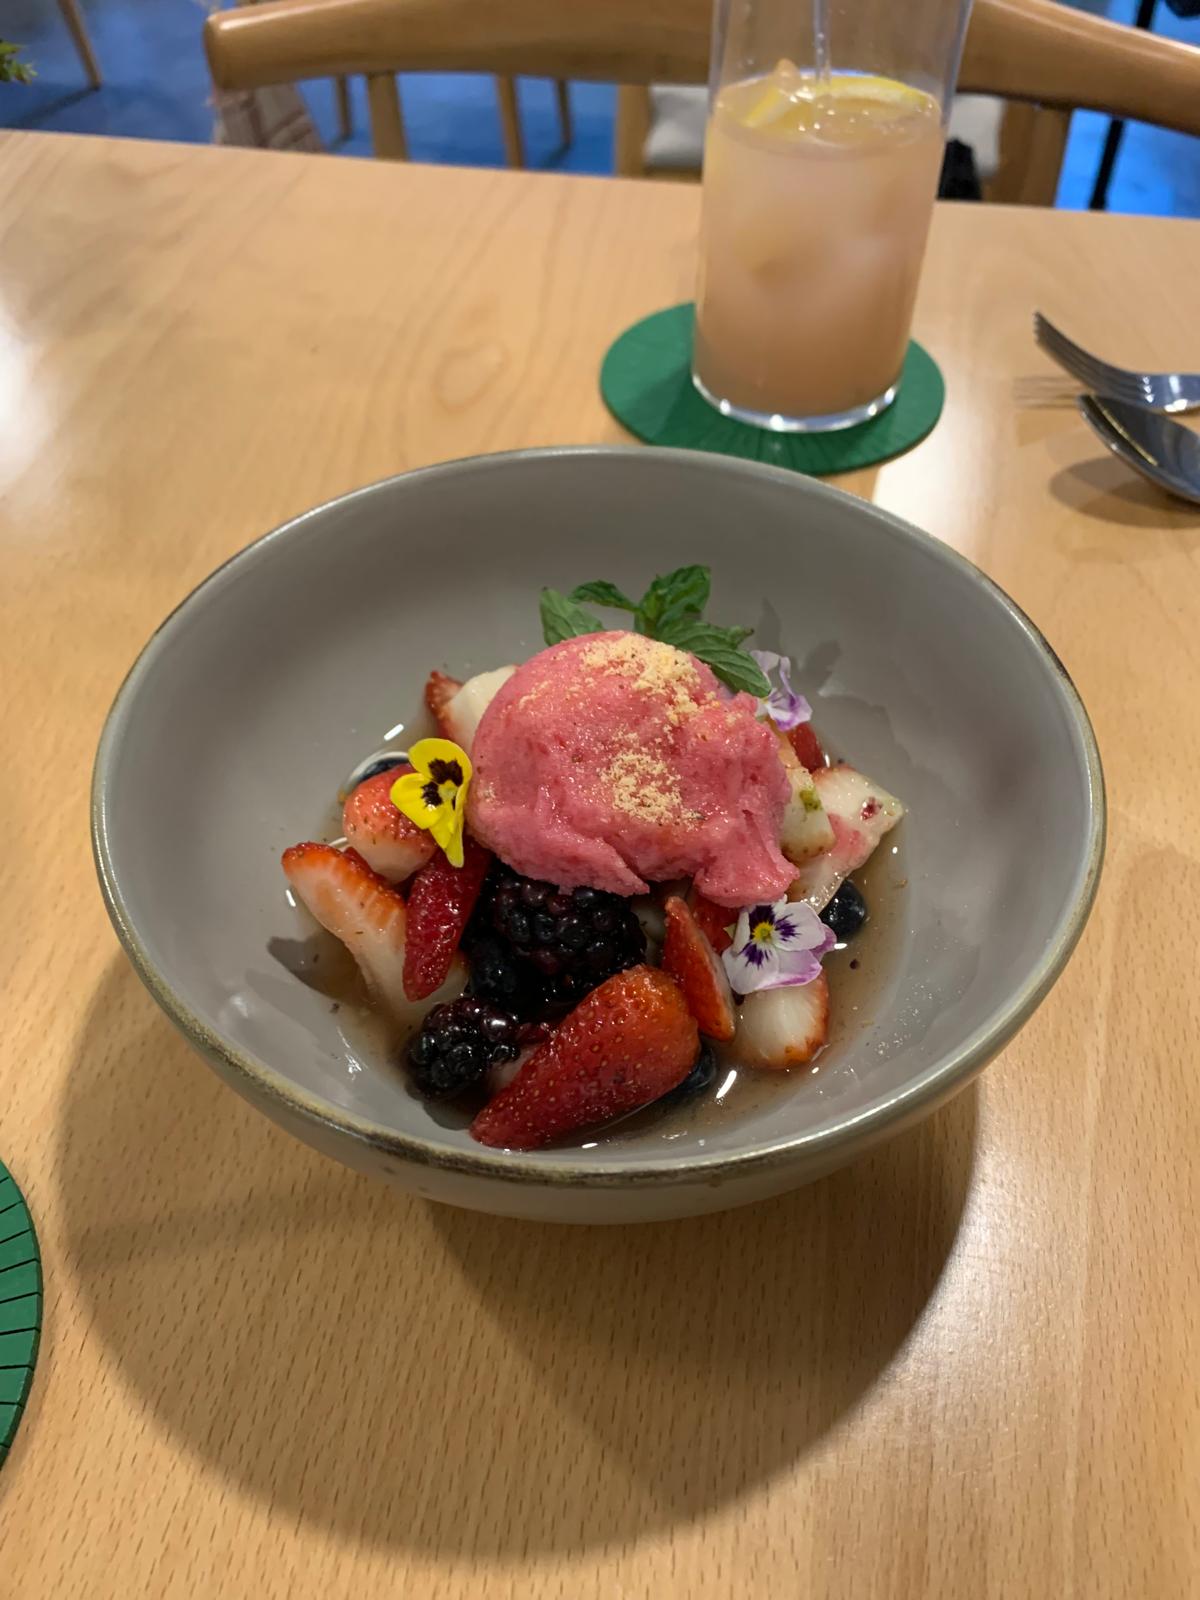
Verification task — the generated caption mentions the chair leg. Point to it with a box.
[614,86,650,179]
[495,76,525,168]
[985,103,1070,207]
[335,77,353,143]
[554,79,572,148]
[57,0,102,89]
[366,74,408,160]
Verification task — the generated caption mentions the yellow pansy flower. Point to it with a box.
[390,737,472,868]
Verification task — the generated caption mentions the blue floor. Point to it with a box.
[1,0,1197,215]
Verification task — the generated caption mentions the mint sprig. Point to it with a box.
[540,589,605,645]
[539,565,769,698]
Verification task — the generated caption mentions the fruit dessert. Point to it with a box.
[282,566,904,1151]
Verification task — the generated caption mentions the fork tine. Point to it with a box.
[1034,315,1136,396]
[1033,313,1106,371]
[1034,312,1200,412]
[1036,314,1158,400]
[1034,315,1105,373]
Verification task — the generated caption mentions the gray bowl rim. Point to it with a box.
[92,445,1106,1191]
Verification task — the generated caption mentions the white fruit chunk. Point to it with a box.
[788,764,905,912]
[779,761,836,865]
[444,665,516,750]
[734,971,830,1070]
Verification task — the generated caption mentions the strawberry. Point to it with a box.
[342,767,437,884]
[403,836,492,1001]
[686,885,736,954]
[471,966,699,1149]
[733,971,829,1070]
[789,721,826,773]
[425,670,464,737]
[662,896,736,1041]
[282,842,465,1021]
[442,665,516,750]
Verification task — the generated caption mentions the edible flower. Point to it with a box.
[722,896,835,995]
[751,649,812,734]
[390,737,472,867]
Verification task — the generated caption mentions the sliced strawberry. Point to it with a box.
[402,836,492,1001]
[471,966,699,1149]
[424,670,463,737]
[686,885,736,954]
[282,842,465,1022]
[789,721,826,772]
[442,665,516,750]
[662,896,736,1042]
[342,767,437,884]
[734,971,829,1070]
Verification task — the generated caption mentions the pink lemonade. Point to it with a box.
[693,63,945,429]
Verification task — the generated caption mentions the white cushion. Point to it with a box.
[644,85,1004,180]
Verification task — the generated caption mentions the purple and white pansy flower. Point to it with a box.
[721,897,836,996]
[750,649,812,734]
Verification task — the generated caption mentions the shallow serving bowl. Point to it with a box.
[93,447,1103,1223]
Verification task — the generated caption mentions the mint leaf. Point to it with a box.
[636,565,711,635]
[569,580,637,612]
[540,588,605,646]
[658,619,770,697]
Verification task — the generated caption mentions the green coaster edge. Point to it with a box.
[600,302,944,476]
[0,1160,42,1469]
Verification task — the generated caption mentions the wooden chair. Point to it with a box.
[495,75,571,167]
[56,0,102,88]
[204,0,1200,202]
[327,71,569,165]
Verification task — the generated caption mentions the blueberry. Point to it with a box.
[520,881,550,909]
[822,881,869,942]
[667,1041,718,1102]
[533,913,558,945]
[353,753,408,786]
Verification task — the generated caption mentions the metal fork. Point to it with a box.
[1033,313,1200,415]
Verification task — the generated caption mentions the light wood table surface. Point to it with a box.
[0,130,1196,1599]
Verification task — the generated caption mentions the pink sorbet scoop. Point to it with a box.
[468,631,792,905]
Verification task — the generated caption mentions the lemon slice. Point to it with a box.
[822,73,928,111]
[732,65,934,135]
[740,60,812,131]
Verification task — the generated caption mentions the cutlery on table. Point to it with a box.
[1077,394,1200,507]
[1035,313,1200,415]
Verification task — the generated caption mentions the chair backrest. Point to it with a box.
[205,0,1200,178]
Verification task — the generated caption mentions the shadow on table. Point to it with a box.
[1049,455,1200,532]
[58,958,977,1559]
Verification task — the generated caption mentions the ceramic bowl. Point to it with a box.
[93,448,1103,1223]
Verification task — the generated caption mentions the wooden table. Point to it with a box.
[0,130,1196,1599]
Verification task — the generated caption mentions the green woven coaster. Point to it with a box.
[600,302,944,475]
[0,1160,41,1469]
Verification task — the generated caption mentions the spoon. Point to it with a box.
[1077,395,1200,508]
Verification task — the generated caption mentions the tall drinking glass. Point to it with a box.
[692,0,974,432]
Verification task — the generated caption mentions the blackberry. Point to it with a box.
[407,997,521,1099]
[822,880,869,943]
[474,865,646,1009]
[467,934,537,1012]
